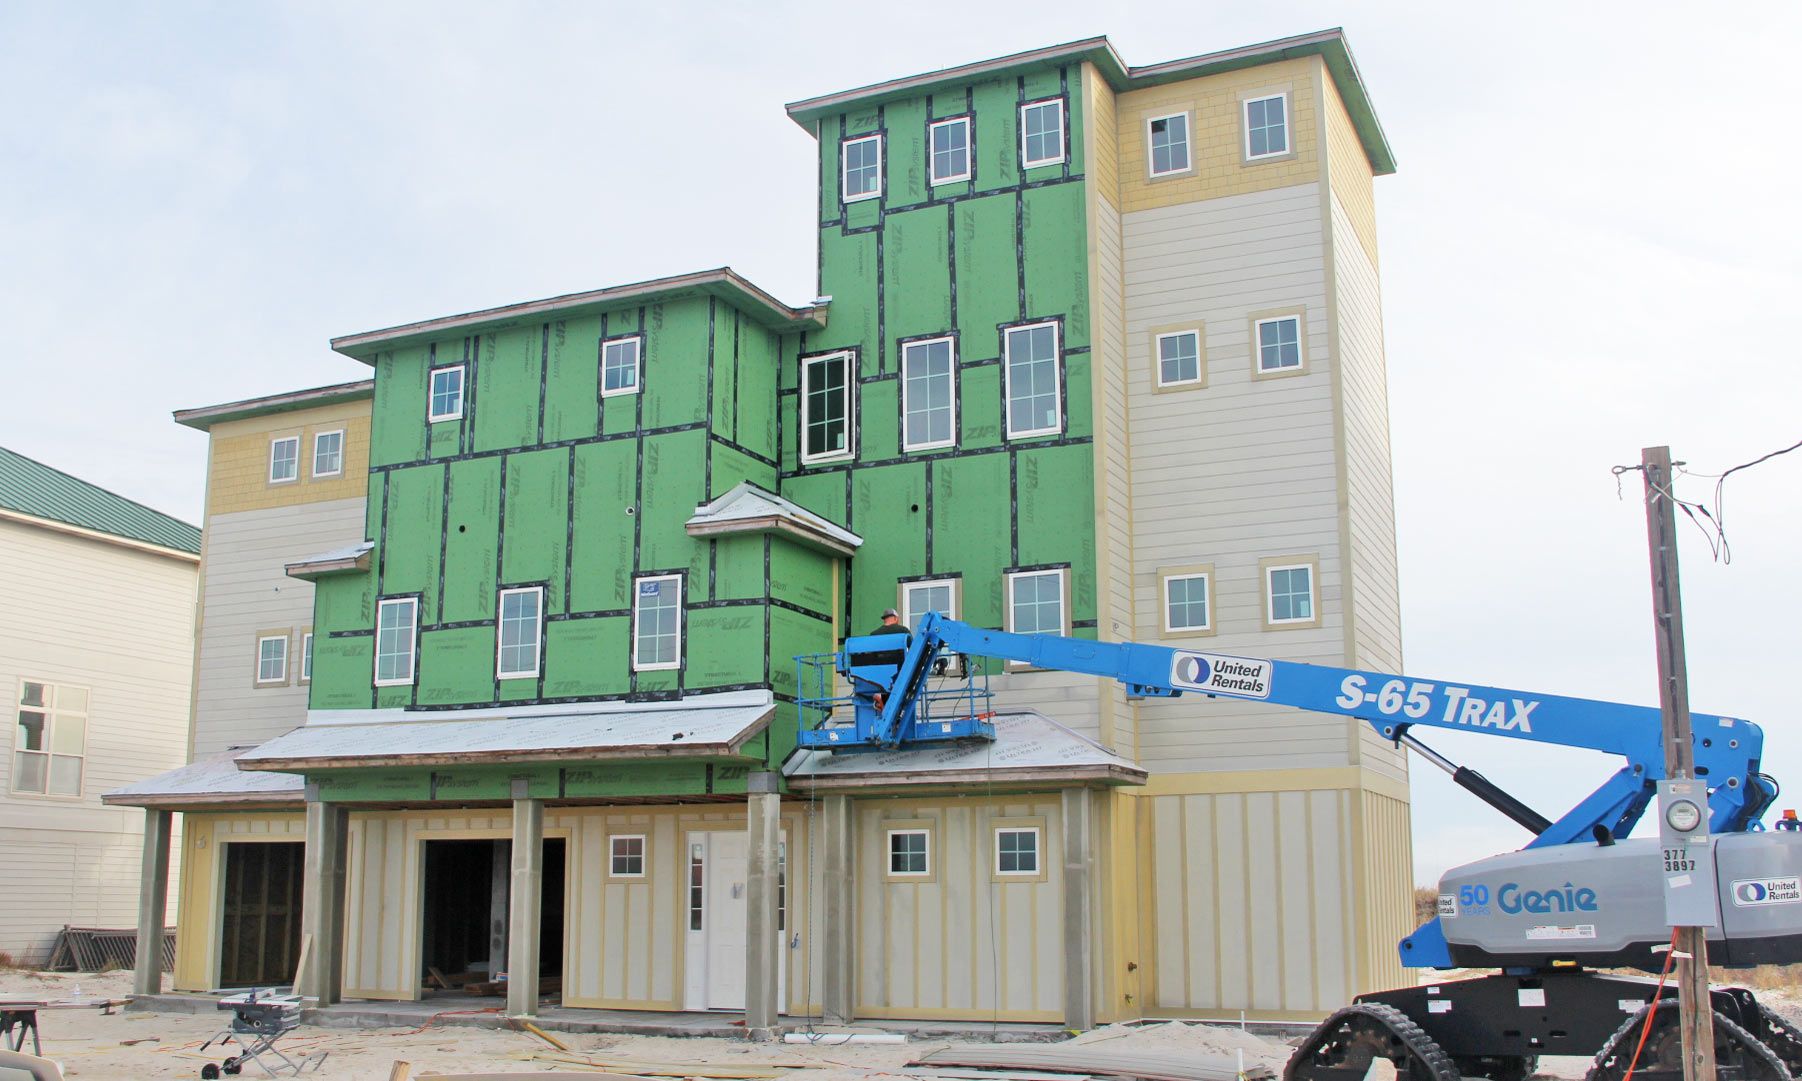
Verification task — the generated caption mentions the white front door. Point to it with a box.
[682,830,787,1013]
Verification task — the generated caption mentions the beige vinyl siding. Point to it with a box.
[192,498,365,756]
[855,797,1063,1021]
[1121,183,1347,773]
[172,812,307,991]
[0,518,193,961]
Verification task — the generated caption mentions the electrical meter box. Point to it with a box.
[1658,778,1720,928]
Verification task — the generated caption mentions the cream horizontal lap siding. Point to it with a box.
[172,812,307,991]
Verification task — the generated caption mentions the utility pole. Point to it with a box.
[1639,445,1717,1081]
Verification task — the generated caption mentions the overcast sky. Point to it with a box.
[3,2,1797,885]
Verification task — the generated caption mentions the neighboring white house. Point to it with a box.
[0,446,199,964]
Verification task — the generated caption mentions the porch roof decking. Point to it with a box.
[783,710,1147,791]
[102,747,306,809]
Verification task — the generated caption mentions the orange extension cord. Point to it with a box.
[1621,929,1683,1081]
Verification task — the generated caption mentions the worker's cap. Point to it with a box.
[882,608,899,618]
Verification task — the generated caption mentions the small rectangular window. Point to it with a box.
[1163,573,1212,633]
[610,834,646,878]
[496,586,544,679]
[1147,112,1191,176]
[602,335,642,397]
[1020,100,1064,168]
[1006,568,1066,640]
[887,829,931,877]
[429,365,465,422]
[1256,315,1303,373]
[1156,330,1202,387]
[929,117,971,184]
[995,827,1040,876]
[901,336,956,451]
[1244,94,1289,160]
[842,134,883,202]
[375,597,418,686]
[12,680,87,798]
[301,632,314,684]
[800,351,853,463]
[311,430,344,478]
[1266,563,1316,625]
[688,842,704,930]
[256,634,289,685]
[633,575,682,671]
[268,437,299,483]
[1003,322,1061,439]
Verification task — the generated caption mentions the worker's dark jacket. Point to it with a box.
[868,623,911,636]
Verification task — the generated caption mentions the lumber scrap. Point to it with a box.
[536,1056,815,1078]
[909,1046,1275,1081]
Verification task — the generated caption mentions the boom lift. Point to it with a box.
[794,613,1802,1081]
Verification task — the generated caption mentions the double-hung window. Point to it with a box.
[901,579,958,633]
[842,134,882,202]
[1147,112,1191,176]
[1006,568,1067,662]
[1163,571,1213,634]
[1003,322,1060,438]
[1255,315,1303,373]
[312,430,344,478]
[800,351,853,463]
[928,117,971,184]
[375,597,418,686]
[12,681,87,797]
[901,336,955,451]
[1265,562,1316,626]
[496,586,544,679]
[633,574,682,671]
[1156,330,1202,387]
[1244,94,1289,159]
[256,634,289,685]
[268,437,299,483]
[429,365,465,422]
[602,335,641,397]
[1020,100,1064,168]
[995,826,1040,876]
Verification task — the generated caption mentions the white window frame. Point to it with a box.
[1003,322,1062,439]
[609,834,648,879]
[1254,315,1304,374]
[886,828,932,878]
[901,335,957,452]
[841,133,883,203]
[300,631,314,684]
[601,334,642,398]
[255,634,289,685]
[11,680,88,799]
[632,574,683,672]
[495,586,545,680]
[1146,110,1192,178]
[268,436,300,484]
[928,116,972,185]
[799,351,855,464]
[1162,571,1214,634]
[1155,329,1203,388]
[1243,93,1290,161]
[1019,99,1065,168]
[994,826,1041,877]
[374,597,419,687]
[1264,561,1317,626]
[311,429,344,478]
[428,365,465,422]
[900,578,959,630]
[1004,568,1068,670]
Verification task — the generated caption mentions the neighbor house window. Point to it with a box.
[429,365,465,422]
[312,430,344,478]
[901,579,957,632]
[1006,568,1067,648]
[1156,330,1202,387]
[12,681,88,797]
[610,835,646,878]
[1163,572,1213,634]
[496,586,544,679]
[1147,112,1191,176]
[1003,322,1061,438]
[1255,315,1303,373]
[901,336,956,451]
[256,634,289,685]
[800,351,853,463]
[268,437,299,483]
[301,632,313,683]
[995,827,1040,876]
[929,117,971,184]
[842,134,883,202]
[1244,94,1289,159]
[633,574,682,671]
[1020,100,1064,167]
[887,829,930,877]
[374,597,418,686]
[1266,562,1316,625]
[602,335,641,397]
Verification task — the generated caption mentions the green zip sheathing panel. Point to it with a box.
[310,759,761,804]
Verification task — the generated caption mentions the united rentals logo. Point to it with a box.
[1170,651,1272,699]
[1732,877,1802,907]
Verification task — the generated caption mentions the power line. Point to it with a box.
[1612,435,1801,564]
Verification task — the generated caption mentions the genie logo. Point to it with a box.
[1733,877,1802,907]
[1497,881,1600,915]
[1169,651,1272,699]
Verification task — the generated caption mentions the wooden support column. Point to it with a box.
[131,808,172,996]
[1061,786,1096,1030]
[300,789,348,1005]
[820,793,854,1025]
[745,771,781,1039]
[506,779,544,1018]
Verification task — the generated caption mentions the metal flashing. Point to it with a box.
[173,380,374,431]
[685,480,864,556]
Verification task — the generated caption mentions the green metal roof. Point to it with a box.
[0,446,200,555]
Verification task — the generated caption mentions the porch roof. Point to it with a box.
[782,710,1146,790]
[684,480,862,556]
[102,747,306,809]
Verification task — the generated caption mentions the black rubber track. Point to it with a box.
[1284,1001,1461,1081]
[1588,1000,1791,1081]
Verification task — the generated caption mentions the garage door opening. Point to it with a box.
[219,841,305,988]
[420,838,564,996]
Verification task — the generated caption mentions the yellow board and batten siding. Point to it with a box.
[172,812,308,991]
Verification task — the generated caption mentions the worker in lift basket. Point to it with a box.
[867,608,911,712]
[1778,809,1802,832]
